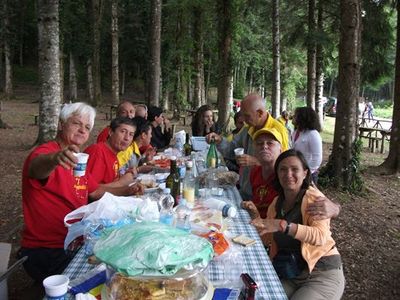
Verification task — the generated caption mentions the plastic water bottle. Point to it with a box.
[174,199,191,232]
[159,188,175,225]
[203,198,237,218]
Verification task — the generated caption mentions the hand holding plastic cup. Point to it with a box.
[43,274,69,300]
[73,153,89,177]
[234,147,244,157]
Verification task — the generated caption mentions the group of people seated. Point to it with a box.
[19,94,344,299]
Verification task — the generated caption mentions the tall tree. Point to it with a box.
[323,0,362,189]
[37,0,61,143]
[3,0,13,99]
[192,3,206,108]
[91,0,103,107]
[69,53,77,101]
[216,0,233,130]
[148,0,161,106]
[111,0,119,104]
[271,0,281,118]
[315,0,324,127]
[377,1,400,174]
[306,0,317,109]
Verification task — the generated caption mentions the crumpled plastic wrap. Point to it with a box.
[93,222,214,276]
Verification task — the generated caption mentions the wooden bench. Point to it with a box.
[359,127,391,153]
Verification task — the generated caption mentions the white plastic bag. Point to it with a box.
[64,193,152,253]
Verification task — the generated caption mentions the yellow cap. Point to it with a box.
[253,127,283,145]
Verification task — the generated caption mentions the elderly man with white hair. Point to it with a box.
[18,102,143,285]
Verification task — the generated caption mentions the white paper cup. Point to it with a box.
[73,153,89,177]
[234,147,244,156]
[43,274,69,299]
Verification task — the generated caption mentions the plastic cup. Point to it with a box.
[43,274,69,300]
[73,153,89,177]
[234,148,244,156]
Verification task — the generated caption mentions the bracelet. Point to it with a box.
[284,222,291,235]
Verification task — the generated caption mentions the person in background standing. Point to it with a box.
[366,101,374,121]
[291,107,322,184]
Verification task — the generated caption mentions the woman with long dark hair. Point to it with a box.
[251,150,344,299]
[292,107,322,183]
[191,104,219,136]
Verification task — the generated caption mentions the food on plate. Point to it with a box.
[151,158,171,169]
[106,273,206,300]
[141,179,158,189]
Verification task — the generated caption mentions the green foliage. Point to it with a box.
[361,1,396,87]
[319,139,364,193]
[13,65,38,84]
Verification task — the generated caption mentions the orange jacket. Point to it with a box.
[266,186,340,273]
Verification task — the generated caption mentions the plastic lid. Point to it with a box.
[222,205,237,218]
[162,188,171,194]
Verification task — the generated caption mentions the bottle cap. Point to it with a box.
[222,205,237,218]
[186,161,193,168]
[170,155,177,160]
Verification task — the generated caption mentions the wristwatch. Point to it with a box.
[284,222,292,235]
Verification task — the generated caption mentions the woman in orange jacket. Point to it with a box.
[251,149,344,299]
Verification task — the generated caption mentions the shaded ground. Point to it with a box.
[0,93,399,299]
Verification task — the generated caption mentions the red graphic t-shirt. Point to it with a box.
[85,142,119,184]
[250,165,278,218]
[21,141,98,248]
[97,126,110,143]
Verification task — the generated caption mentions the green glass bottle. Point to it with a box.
[206,138,218,168]
[166,157,181,206]
[183,133,192,156]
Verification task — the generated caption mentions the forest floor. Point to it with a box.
[0,88,399,299]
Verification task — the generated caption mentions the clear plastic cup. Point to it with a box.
[73,153,89,177]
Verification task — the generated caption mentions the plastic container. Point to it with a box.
[174,199,192,232]
[159,188,175,225]
[103,265,213,300]
[203,198,237,218]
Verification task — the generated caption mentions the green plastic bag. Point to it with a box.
[93,222,214,276]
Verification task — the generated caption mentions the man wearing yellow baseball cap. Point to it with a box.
[242,127,340,224]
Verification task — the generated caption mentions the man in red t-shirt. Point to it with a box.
[97,100,136,143]
[18,103,143,285]
[86,117,137,185]
[243,128,283,218]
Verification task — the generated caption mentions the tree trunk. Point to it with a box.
[216,0,233,129]
[18,0,26,66]
[120,65,125,95]
[306,0,317,109]
[4,0,13,99]
[148,0,162,106]
[193,4,206,110]
[111,0,119,105]
[328,0,361,189]
[87,59,94,102]
[0,47,3,92]
[37,0,61,144]
[69,52,78,101]
[206,56,212,105]
[91,0,103,107]
[271,0,281,118]
[378,1,400,174]
[59,50,64,103]
[315,0,324,128]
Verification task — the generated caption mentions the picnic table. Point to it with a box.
[62,186,287,299]
[358,117,392,153]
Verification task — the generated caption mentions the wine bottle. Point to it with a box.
[165,156,181,206]
[183,133,192,156]
[206,137,218,168]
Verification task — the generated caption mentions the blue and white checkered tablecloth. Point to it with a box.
[63,186,287,300]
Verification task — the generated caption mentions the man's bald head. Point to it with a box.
[240,93,268,128]
[117,101,135,118]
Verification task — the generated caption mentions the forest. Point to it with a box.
[0,0,400,299]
